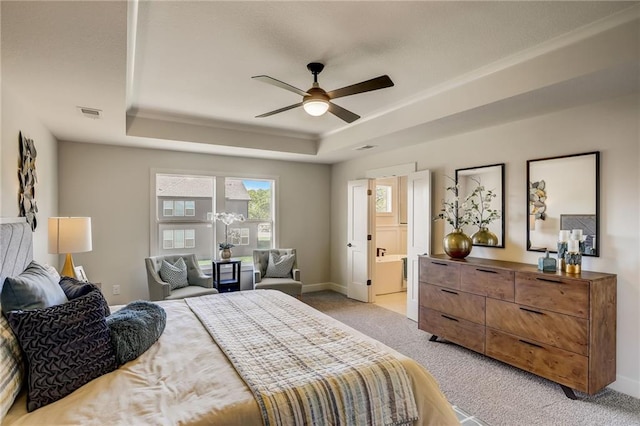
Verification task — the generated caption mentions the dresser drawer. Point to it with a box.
[419,307,485,353]
[486,298,588,356]
[486,329,588,392]
[515,272,589,318]
[420,283,485,325]
[460,264,514,301]
[420,258,460,289]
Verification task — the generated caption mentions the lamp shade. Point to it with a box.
[48,217,92,254]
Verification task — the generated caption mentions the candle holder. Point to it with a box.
[557,241,568,270]
[565,251,582,274]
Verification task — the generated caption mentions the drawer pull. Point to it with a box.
[519,339,544,349]
[476,268,497,274]
[536,277,562,284]
[519,307,544,315]
[441,289,459,295]
[432,262,448,266]
[441,314,459,322]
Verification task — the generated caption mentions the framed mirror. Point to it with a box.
[527,151,599,256]
[455,163,505,248]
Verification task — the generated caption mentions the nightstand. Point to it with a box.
[212,259,241,293]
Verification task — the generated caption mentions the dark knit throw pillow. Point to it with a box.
[59,276,110,316]
[6,289,117,412]
[107,301,166,366]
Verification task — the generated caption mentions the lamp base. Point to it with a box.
[61,253,76,278]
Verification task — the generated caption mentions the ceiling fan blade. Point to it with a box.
[328,102,360,123]
[252,75,309,97]
[327,75,394,100]
[255,103,303,118]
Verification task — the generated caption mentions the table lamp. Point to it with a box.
[48,217,92,277]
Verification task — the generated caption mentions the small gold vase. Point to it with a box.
[471,227,499,246]
[443,229,472,259]
[220,248,232,260]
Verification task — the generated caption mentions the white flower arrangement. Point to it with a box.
[213,212,245,249]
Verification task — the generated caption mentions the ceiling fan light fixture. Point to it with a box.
[303,98,329,116]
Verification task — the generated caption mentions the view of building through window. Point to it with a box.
[155,174,275,264]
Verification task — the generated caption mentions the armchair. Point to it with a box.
[145,254,218,301]
[253,249,303,297]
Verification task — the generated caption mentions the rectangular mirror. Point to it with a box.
[455,163,505,248]
[527,151,599,257]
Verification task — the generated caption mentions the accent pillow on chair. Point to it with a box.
[159,257,189,290]
[265,252,295,278]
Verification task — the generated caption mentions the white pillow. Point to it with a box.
[159,258,189,290]
[265,252,295,278]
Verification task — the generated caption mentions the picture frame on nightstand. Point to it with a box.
[74,265,88,282]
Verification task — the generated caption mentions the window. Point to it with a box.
[162,229,196,250]
[154,174,276,264]
[376,185,393,213]
[156,174,214,260]
[175,201,185,217]
[163,201,174,216]
[223,178,275,260]
[185,201,195,216]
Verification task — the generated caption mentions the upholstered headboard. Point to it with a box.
[0,219,33,293]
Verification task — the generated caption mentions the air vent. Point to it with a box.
[77,106,102,119]
[355,145,376,151]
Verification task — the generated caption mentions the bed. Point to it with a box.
[1,220,457,425]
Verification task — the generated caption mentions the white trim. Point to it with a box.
[302,282,347,295]
[609,375,640,399]
[366,163,416,179]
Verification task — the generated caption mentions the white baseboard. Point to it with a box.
[609,374,640,398]
[302,282,347,295]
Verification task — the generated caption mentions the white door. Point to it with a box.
[406,170,431,321]
[347,179,375,302]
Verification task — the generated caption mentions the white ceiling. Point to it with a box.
[2,1,639,164]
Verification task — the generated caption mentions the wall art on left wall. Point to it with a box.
[18,131,38,231]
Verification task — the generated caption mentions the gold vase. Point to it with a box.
[443,229,472,259]
[220,248,232,260]
[471,227,499,246]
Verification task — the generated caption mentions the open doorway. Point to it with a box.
[373,176,408,315]
[347,168,430,321]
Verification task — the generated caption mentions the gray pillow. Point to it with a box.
[265,252,295,278]
[159,257,189,290]
[106,301,166,366]
[1,261,68,313]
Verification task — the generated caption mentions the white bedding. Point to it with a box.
[5,294,458,425]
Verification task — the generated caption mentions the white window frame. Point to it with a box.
[151,169,279,266]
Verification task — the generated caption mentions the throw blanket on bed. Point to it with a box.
[186,291,419,426]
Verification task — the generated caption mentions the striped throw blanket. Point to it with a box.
[186,291,418,426]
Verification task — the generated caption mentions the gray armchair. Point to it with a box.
[145,254,218,301]
[253,249,302,297]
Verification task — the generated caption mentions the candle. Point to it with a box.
[571,229,583,241]
[558,230,570,242]
[567,239,579,253]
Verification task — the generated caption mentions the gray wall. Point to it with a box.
[1,86,58,265]
[330,94,640,397]
[57,141,331,305]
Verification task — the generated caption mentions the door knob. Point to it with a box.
[347,243,353,247]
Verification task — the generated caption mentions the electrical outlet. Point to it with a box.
[112,285,120,295]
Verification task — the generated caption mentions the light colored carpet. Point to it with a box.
[303,291,640,426]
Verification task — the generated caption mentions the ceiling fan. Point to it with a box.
[252,62,394,124]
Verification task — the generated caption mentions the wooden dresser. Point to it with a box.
[418,254,616,398]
